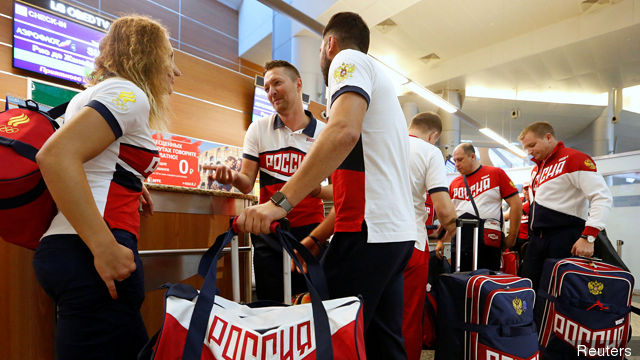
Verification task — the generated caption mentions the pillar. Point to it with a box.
[402,102,419,126]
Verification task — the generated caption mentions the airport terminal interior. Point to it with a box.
[1,0,639,358]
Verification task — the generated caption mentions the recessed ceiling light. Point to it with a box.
[375,18,397,34]
[419,53,440,64]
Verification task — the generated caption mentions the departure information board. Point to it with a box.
[12,0,110,84]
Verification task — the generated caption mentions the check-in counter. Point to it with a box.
[0,184,256,360]
[138,184,256,336]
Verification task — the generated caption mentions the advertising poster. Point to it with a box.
[146,132,245,193]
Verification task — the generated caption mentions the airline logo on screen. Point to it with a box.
[260,149,306,177]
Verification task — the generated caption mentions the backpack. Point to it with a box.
[0,100,67,249]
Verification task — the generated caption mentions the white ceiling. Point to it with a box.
[241,0,640,155]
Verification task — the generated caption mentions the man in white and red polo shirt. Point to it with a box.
[236,12,416,359]
[449,143,522,271]
[519,121,612,290]
[207,60,326,302]
[404,112,457,360]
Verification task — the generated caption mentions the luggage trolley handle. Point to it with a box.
[455,218,481,272]
[232,218,295,304]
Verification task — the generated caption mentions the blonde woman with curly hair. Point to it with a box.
[34,15,180,359]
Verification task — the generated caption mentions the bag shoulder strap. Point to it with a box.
[46,102,68,120]
[462,175,481,219]
[18,99,68,130]
[463,174,506,226]
[183,220,334,360]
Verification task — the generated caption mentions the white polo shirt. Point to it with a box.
[44,77,159,238]
[242,111,326,228]
[409,135,449,251]
[327,49,416,243]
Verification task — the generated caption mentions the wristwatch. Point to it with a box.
[270,191,292,213]
[580,234,596,243]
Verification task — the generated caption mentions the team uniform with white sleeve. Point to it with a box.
[43,77,159,238]
[521,141,612,290]
[242,111,326,302]
[34,77,157,359]
[449,165,519,270]
[321,48,416,359]
[402,135,449,360]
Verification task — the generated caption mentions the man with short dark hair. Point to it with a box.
[207,60,327,302]
[236,12,416,359]
[403,112,457,360]
[449,143,522,271]
[519,121,612,290]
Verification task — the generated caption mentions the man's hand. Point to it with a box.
[93,241,136,300]
[435,240,445,260]
[290,236,322,274]
[236,201,288,234]
[204,165,236,185]
[504,232,517,249]
[571,237,594,257]
[139,185,154,217]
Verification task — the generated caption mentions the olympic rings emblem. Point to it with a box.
[0,125,19,133]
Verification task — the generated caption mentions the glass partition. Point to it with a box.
[603,172,640,291]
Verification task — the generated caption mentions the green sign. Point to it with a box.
[31,80,79,107]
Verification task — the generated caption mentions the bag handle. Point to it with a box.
[0,136,40,162]
[182,218,334,360]
[0,100,70,161]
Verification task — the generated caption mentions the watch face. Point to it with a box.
[271,192,285,204]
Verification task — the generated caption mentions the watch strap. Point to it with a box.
[271,191,293,213]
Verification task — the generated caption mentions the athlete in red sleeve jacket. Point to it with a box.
[519,121,612,290]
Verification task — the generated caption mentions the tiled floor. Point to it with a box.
[420,296,640,360]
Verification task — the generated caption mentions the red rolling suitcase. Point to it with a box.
[435,219,540,360]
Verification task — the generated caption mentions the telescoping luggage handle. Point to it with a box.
[182,217,334,360]
[455,218,480,272]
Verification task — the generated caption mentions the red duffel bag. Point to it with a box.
[0,100,66,249]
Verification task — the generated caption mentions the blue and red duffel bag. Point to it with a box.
[0,100,66,249]
[436,270,540,360]
[537,257,635,359]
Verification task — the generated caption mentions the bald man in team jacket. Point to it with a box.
[519,121,612,291]
[449,143,522,271]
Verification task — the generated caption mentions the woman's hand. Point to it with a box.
[140,184,154,216]
[93,241,137,300]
